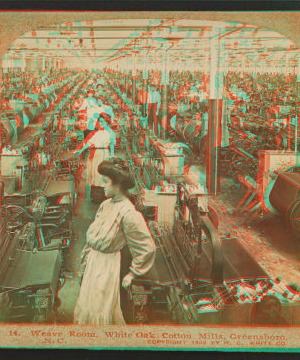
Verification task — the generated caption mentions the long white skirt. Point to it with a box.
[74,249,125,325]
[86,148,109,187]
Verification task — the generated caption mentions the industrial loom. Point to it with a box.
[129,182,300,325]
[0,182,65,323]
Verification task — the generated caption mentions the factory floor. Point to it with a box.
[9,119,300,324]
[54,159,300,325]
[55,195,98,324]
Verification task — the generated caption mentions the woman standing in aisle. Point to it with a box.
[74,157,156,325]
[147,84,161,137]
[72,115,116,203]
[79,90,103,138]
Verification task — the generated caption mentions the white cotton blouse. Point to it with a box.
[85,198,156,277]
[87,129,111,148]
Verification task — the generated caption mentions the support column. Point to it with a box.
[142,51,148,117]
[25,57,30,72]
[125,70,128,100]
[122,57,126,96]
[132,54,137,113]
[161,46,169,139]
[22,53,26,72]
[297,58,300,166]
[31,56,34,72]
[296,115,300,166]
[206,28,224,195]
[132,72,136,110]
[207,99,223,194]
[38,57,42,73]
[297,58,300,82]
[152,50,157,85]
[32,57,37,72]
[48,58,52,73]
[10,53,14,72]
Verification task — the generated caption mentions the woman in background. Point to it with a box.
[72,114,116,203]
[79,90,103,138]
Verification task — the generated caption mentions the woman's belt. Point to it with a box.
[88,244,123,255]
[90,146,109,149]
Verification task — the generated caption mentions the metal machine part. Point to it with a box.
[0,182,63,324]
[269,170,300,237]
[128,182,223,324]
[128,182,300,325]
[0,249,62,323]
[1,72,85,148]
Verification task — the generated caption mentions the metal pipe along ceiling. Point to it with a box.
[2,18,300,73]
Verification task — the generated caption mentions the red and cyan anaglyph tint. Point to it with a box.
[1,18,300,331]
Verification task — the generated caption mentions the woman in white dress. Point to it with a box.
[73,115,116,202]
[73,157,156,325]
[78,90,104,138]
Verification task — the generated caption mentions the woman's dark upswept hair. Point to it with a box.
[98,157,135,193]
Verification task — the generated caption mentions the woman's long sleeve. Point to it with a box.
[122,211,156,277]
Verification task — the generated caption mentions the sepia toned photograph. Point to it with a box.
[0,9,300,351]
